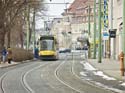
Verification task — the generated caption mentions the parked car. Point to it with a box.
[59,48,71,53]
[65,48,71,53]
[59,48,66,53]
[76,47,81,50]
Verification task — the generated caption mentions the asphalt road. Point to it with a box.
[0,52,120,93]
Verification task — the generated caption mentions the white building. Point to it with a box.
[108,0,123,59]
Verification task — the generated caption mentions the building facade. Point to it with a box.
[61,0,94,49]
[108,0,123,59]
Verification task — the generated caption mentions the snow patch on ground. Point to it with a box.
[80,61,116,80]
[80,61,97,71]
[80,61,125,93]
[93,71,116,80]
[120,82,125,86]
[81,55,85,58]
[80,72,87,76]
[94,82,124,93]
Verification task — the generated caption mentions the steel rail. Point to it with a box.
[22,63,49,93]
[72,56,120,93]
[0,62,38,93]
[54,56,81,93]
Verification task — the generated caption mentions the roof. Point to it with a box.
[68,0,87,13]
[62,0,94,16]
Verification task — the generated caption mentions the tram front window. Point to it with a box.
[41,40,54,50]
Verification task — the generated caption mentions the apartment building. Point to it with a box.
[61,0,94,48]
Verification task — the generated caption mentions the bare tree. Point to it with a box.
[0,0,45,52]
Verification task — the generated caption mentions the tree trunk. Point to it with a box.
[20,29,24,48]
[7,31,11,48]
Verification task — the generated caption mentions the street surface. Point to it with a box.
[0,51,124,93]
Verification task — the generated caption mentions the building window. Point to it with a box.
[117,0,122,5]
[91,8,94,13]
[86,16,88,21]
[83,16,85,22]
[90,16,94,21]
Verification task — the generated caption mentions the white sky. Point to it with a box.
[36,0,74,29]
[46,0,74,17]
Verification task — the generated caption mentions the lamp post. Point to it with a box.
[98,0,102,63]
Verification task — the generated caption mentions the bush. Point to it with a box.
[12,48,33,62]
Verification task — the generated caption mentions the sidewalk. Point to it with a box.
[88,59,125,81]
[0,61,19,68]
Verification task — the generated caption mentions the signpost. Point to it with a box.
[109,29,117,59]
[103,32,109,40]
[109,29,117,38]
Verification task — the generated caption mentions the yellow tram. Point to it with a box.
[39,35,59,60]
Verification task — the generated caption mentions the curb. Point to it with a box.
[87,59,125,81]
[0,59,36,68]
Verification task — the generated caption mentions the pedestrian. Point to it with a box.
[7,47,12,64]
[1,47,7,63]
[83,44,88,59]
[34,46,39,59]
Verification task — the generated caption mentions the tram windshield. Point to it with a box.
[40,40,54,50]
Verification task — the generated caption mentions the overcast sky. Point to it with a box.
[36,0,74,29]
[46,0,74,17]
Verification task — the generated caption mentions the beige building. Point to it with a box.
[51,0,95,49]
[51,0,123,59]
[61,0,94,49]
[51,18,72,48]
[108,0,123,59]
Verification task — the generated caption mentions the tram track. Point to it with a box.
[55,53,117,93]
[0,62,44,93]
[54,57,81,93]
[21,63,49,93]
[71,55,119,93]
[0,54,118,93]
[0,72,6,93]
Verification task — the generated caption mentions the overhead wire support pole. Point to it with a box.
[98,0,102,63]
[26,5,30,50]
[33,8,36,52]
[123,0,125,73]
[93,0,96,59]
[88,5,91,36]
[88,5,91,58]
